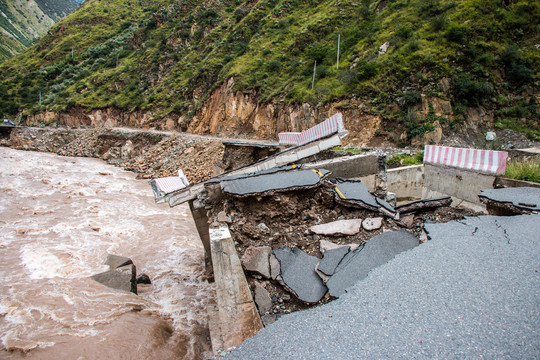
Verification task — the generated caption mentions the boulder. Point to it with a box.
[91,264,137,294]
[362,217,383,231]
[273,247,327,303]
[310,219,363,236]
[241,246,272,278]
[136,273,152,284]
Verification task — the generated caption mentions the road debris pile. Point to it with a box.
[204,166,479,322]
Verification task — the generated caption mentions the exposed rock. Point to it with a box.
[91,264,137,294]
[217,211,232,223]
[320,239,343,253]
[362,217,383,231]
[273,247,327,303]
[486,132,496,141]
[310,219,363,236]
[136,273,152,284]
[318,246,350,276]
[326,230,418,297]
[104,254,133,270]
[257,223,270,234]
[241,246,272,278]
[399,214,415,228]
[253,282,273,316]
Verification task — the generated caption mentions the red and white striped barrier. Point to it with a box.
[278,113,347,146]
[150,170,190,200]
[424,145,508,174]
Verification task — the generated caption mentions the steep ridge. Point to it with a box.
[0,0,78,62]
[0,0,538,145]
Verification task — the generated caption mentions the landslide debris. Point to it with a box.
[3,127,224,183]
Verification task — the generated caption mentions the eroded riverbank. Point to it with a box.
[0,147,213,359]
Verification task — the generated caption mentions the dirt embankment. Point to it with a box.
[1,126,225,183]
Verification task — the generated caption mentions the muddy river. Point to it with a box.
[0,147,213,359]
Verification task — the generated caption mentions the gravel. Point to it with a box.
[226,214,540,359]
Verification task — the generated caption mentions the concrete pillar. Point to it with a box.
[188,199,214,282]
[208,225,263,352]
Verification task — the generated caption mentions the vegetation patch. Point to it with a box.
[505,159,540,183]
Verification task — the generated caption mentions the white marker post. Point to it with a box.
[312,60,317,90]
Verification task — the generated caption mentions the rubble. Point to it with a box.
[362,217,383,231]
[253,282,273,316]
[310,219,363,236]
[241,246,272,278]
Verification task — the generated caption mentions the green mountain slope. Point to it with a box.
[0,0,78,62]
[0,0,538,140]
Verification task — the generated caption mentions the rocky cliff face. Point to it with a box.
[25,76,473,147]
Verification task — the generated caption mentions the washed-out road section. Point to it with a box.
[226,214,540,359]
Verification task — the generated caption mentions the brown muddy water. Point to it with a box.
[0,147,213,359]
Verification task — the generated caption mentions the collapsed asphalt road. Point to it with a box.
[225,214,540,359]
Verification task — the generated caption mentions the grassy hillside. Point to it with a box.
[0,0,538,139]
[0,0,78,62]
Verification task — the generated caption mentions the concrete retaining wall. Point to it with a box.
[422,163,495,205]
[387,165,424,200]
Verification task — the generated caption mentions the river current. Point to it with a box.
[0,147,213,359]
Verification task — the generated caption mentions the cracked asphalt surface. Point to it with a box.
[226,214,540,359]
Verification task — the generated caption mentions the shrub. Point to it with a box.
[445,25,467,43]
[402,91,422,107]
[266,59,281,72]
[454,74,493,107]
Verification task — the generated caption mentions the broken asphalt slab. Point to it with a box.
[396,196,452,214]
[221,169,330,197]
[333,178,396,216]
[478,187,540,212]
[317,246,350,277]
[225,214,540,359]
[273,247,327,303]
[326,230,418,297]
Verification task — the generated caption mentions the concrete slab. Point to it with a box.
[91,264,137,294]
[326,230,418,297]
[104,254,133,270]
[318,246,350,276]
[273,247,328,303]
[222,169,330,197]
[210,226,263,350]
[310,219,363,236]
[478,187,540,212]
